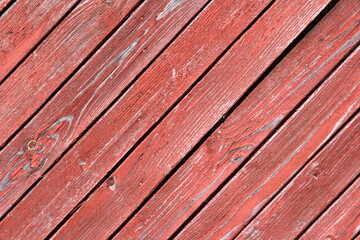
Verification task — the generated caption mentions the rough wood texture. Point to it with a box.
[236,114,360,240]
[0,0,13,14]
[300,177,360,240]
[47,0,338,239]
[115,1,360,238]
[0,0,79,81]
[0,0,208,218]
[1,0,358,239]
[0,0,141,147]
[176,47,360,239]
[0,0,277,238]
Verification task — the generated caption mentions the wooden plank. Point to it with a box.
[0,0,13,14]
[0,0,142,147]
[176,47,360,240]
[0,0,210,217]
[300,178,360,240]
[44,0,337,239]
[0,0,276,238]
[115,1,360,239]
[236,115,360,240]
[0,0,79,81]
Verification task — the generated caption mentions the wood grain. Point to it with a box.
[300,177,360,240]
[0,0,13,14]
[44,0,337,239]
[114,1,360,239]
[0,0,79,81]
[0,0,209,218]
[176,47,360,240]
[0,0,141,147]
[0,0,276,238]
[236,114,360,240]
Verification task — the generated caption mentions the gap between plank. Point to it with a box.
[0,0,83,86]
[153,0,358,237]
[238,108,360,239]
[352,230,360,240]
[0,0,213,225]
[44,0,278,238]
[0,0,16,18]
[175,41,359,240]
[0,0,148,220]
[114,0,346,238]
[296,173,360,239]
[0,0,146,150]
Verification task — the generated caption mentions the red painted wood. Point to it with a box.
[176,47,360,239]
[0,0,209,217]
[45,0,336,239]
[0,0,141,147]
[300,177,360,240]
[115,1,360,239]
[236,114,360,240]
[0,0,276,238]
[0,0,12,13]
[0,0,80,82]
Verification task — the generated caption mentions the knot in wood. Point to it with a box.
[27,140,37,151]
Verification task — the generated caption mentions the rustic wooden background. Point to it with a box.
[0,0,359,239]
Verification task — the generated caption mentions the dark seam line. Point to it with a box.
[44,0,215,238]
[232,43,359,240]
[43,0,278,238]
[352,227,360,240]
[160,0,349,238]
[0,0,146,150]
[0,0,16,18]
[0,0,146,220]
[296,173,360,239]
[108,1,281,239]
[0,0,83,85]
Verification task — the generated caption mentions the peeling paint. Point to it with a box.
[156,0,185,21]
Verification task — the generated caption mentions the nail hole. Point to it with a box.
[106,177,116,191]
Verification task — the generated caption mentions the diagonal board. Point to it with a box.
[236,113,360,240]
[0,0,277,238]
[176,47,360,239]
[0,0,12,13]
[0,0,14,15]
[0,0,143,147]
[0,0,210,218]
[114,1,360,239]
[48,0,337,239]
[300,177,360,239]
[0,0,80,82]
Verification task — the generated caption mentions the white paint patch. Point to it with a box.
[172,68,177,79]
[156,0,185,21]
[109,183,116,191]
[79,161,86,166]
[143,27,150,35]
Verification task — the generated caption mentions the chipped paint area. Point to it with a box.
[156,0,186,21]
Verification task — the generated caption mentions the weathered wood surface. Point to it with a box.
[0,0,80,82]
[300,177,360,240]
[0,0,209,218]
[236,113,360,240]
[0,0,142,147]
[0,0,278,238]
[0,0,13,14]
[0,0,358,239]
[176,47,360,239]
[115,1,360,238]
[46,0,339,239]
